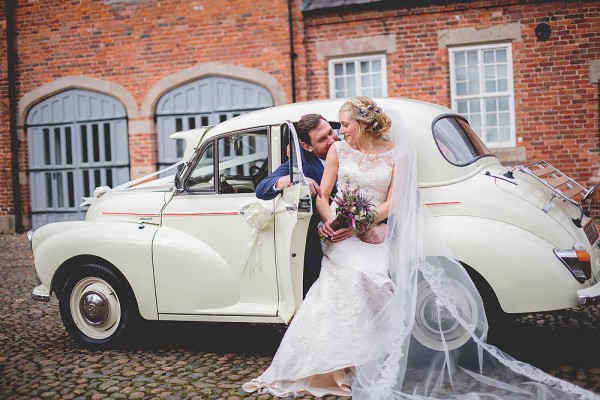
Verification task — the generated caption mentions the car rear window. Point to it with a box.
[432,116,491,166]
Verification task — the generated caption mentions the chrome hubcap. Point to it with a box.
[424,300,460,334]
[70,277,121,340]
[80,291,109,326]
[412,278,478,351]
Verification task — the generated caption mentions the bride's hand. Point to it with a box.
[332,227,353,242]
[320,221,353,241]
[361,223,387,244]
[319,220,336,239]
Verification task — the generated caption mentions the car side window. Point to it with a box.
[217,133,269,194]
[186,141,215,192]
[186,131,269,194]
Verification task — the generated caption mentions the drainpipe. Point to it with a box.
[287,0,297,103]
[590,61,600,217]
[5,0,24,233]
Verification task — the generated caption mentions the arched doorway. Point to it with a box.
[156,77,273,169]
[27,89,129,228]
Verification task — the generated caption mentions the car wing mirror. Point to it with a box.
[174,171,184,193]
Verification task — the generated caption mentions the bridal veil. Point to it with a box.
[351,107,599,400]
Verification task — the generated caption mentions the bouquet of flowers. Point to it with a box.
[327,179,378,240]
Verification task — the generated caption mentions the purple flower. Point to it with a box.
[324,180,378,241]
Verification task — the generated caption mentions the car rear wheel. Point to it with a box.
[59,263,136,348]
[412,277,479,352]
[462,264,513,344]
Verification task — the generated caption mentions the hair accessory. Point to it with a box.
[359,105,381,118]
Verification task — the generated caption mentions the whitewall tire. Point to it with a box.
[59,263,137,348]
[412,278,478,352]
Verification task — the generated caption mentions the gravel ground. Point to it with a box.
[0,233,599,399]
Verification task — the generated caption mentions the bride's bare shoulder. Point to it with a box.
[379,141,395,153]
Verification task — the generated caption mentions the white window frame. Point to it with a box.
[328,54,388,99]
[449,43,516,148]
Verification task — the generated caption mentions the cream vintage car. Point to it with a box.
[29,98,600,349]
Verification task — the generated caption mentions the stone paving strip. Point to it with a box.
[0,233,598,399]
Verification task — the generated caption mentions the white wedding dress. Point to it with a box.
[243,141,397,397]
[244,140,599,399]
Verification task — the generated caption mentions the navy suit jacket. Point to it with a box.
[255,150,325,201]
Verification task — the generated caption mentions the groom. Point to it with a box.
[256,114,385,296]
[256,114,351,296]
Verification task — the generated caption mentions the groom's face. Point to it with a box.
[302,119,338,161]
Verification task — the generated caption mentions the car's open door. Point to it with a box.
[153,128,279,319]
[275,121,313,322]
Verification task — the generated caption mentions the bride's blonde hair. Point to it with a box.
[339,96,391,148]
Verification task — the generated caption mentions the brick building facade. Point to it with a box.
[1,0,599,232]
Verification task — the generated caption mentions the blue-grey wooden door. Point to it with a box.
[27,89,129,228]
[156,77,273,170]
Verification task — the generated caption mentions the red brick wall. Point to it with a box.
[2,0,599,229]
[302,0,600,188]
[2,0,305,229]
[15,0,299,107]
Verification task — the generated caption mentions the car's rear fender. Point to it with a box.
[424,215,589,313]
[32,221,159,320]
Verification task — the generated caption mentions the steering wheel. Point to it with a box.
[250,159,268,188]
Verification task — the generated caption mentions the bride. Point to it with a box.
[243,96,599,399]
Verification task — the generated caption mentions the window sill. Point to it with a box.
[491,147,526,166]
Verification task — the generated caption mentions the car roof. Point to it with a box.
[192,98,499,186]
[208,98,450,136]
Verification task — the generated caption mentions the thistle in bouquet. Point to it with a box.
[325,179,378,241]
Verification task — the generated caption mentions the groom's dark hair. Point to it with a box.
[296,114,327,145]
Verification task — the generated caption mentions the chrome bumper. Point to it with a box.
[577,280,600,305]
[31,284,50,302]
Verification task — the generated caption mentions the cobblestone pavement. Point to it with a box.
[1,233,599,399]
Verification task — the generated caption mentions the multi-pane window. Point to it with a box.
[449,44,516,148]
[329,55,387,99]
[156,77,273,170]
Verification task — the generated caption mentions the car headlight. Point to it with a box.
[553,246,591,283]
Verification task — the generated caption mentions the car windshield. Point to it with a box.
[432,116,491,166]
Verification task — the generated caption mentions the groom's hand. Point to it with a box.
[275,176,321,197]
[306,177,321,197]
[275,176,291,190]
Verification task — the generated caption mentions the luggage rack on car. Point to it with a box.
[510,161,592,207]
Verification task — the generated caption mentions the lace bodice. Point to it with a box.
[335,141,396,207]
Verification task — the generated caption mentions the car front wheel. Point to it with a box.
[59,263,136,348]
